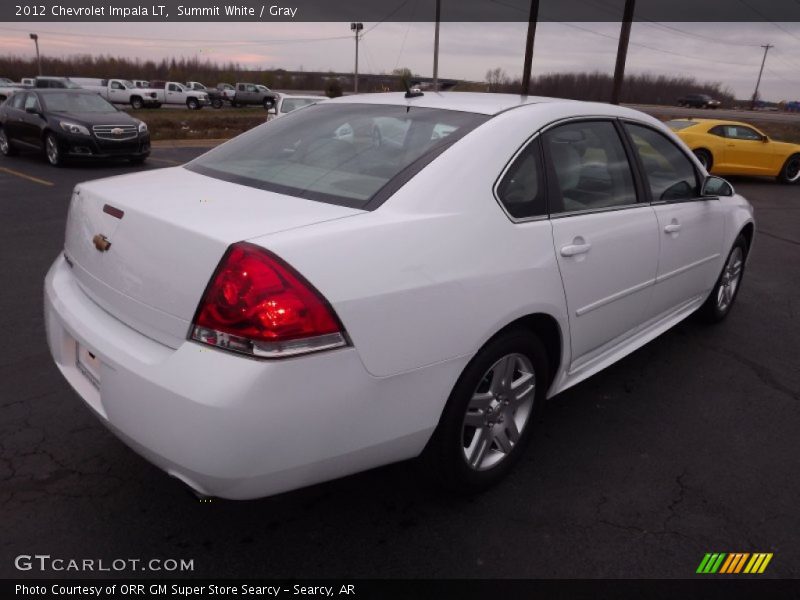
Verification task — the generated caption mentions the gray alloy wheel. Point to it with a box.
[461,353,536,471]
[0,128,14,156]
[698,234,747,323]
[715,246,744,314]
[421,329,549,493]
[779,154,800,184]
[45,133,62,166]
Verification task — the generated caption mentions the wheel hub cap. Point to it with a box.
[461,353,536,471]
[717,247,743,312]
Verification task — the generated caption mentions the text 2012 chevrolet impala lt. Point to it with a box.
[45,93,755,499]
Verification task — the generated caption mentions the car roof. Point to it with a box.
[671,118,759,129]
[29,88,95,94]
[325,91,671,124]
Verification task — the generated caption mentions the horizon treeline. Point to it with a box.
[0,54,745,105]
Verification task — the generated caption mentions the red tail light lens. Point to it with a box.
[191,243,347,358]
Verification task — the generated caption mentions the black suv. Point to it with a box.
[677,93,721,109]
[0,89,150,166]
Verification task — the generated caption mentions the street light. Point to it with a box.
[350,22,363,93]
[29,33,41,76]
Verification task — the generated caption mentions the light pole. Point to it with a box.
[751,44,773,110]
[350,22,363,93]
[432,0,441,91]
[29,33,41,76]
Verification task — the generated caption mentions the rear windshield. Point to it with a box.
[665,120,698,131]
[185,103,488,209]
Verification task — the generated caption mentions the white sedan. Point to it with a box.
[45,93,754,499]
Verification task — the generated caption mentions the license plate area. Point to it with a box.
[76,342,101,389]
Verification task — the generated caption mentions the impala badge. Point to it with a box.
[92,234,111,252]
[111,128,124,135]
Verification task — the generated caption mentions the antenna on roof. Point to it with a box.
[402,77,424,99]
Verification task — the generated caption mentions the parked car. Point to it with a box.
[20,77,36,87]
[0,83,24,103]
[216,83,235,102]
[43,93,754,500]
[132,80,150,89]
[184,82,224,108]
[148,80,209,109]
[272,94,325,118]
[33,76,82,89]
[230,82,278,109]
[677,94,721,109]
[0,88,150,166]
[0,77,14,86]
[667,118,800,183]
[80,78,161,109]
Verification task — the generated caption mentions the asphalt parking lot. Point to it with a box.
[0,146,798,579]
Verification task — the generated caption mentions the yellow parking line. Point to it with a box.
[0,166,54,187]
[147,156,182,165]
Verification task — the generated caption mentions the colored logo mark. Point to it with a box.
[696,552,773,574]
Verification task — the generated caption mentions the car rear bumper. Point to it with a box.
[44,255,448,499]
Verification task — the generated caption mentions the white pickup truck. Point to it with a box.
[79,78,162,109]
[149,80,210,110]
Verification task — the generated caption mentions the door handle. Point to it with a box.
[560,241,592,257]
[664,223,682,234]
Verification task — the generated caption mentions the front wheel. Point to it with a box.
[187,98,200,110]
[421,330,549,493]
[698,235,747,323]
[693,149,713,171]
[130,97,144,110]
[44,133,63,166]
[777,154,800,184]
[0,127,17,156]
[212,98,223,109]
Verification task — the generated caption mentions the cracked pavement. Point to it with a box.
[1,149,798,579]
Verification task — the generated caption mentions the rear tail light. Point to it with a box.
[190,242,347,358]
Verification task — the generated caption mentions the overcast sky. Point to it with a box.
[1,21,799,100]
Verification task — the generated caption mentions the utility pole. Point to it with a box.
[432,0,441,91]
[29,33,41,76]
[751,44,773,110]
[611,0,635,105]
[520,0,539,95]
[351,22,363,93]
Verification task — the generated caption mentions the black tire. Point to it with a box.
[130,96,144,110]
[0,127,17,156]
[44,132,63,167]
[698,234,748,323]
[693,149,713,171]
[230,101,238,108]
[777,153,800,185]
[212,98,223,109]
[263,98,275,110]
[420,329,549,494]
[187,98,200,110]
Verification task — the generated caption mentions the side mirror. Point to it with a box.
[702,175,734,197]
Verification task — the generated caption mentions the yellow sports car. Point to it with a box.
[667,118,800,184]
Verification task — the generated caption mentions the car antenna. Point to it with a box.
[403,77,424,99]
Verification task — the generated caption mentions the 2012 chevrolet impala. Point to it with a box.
[44,93,755,499]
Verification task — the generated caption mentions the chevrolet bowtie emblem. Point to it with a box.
[111,128,124,135]
[92,234,111,252]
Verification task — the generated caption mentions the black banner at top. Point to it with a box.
[3,0,800,22]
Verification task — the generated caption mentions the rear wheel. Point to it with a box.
[777,154,800,184]
[212,98,223,109]
[0,127,17,156]
[693,149,713,171]
[44,133,62,166]
[698,234,747,323]
[421,330,549,493]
